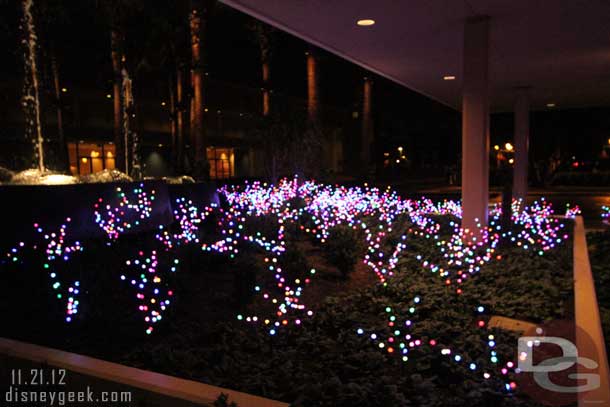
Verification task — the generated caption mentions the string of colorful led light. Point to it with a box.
[1,177,578,391]
[214,178,578,395]
[122,250,178,335]
[155,197,218,249]
[355,298,519,391]
[3,218,83,322]
[217,179,575,329]
[411,198,574,290]
[93,184,155,240]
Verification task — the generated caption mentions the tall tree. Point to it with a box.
[98,0,142,173]
[38,0,70,172]
[306,49,319,124]
[303,48,323,178]
[249,22,274,117]
[110,28,124,171]
[49,52,67,171]
[162,2,189,174]
[188,0,215,179]
[361,76,373,169]
[174,66,186,172]
[167,67,185,173]
[128,0,189,174]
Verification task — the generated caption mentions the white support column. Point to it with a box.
[513,89,530,203]
[461,16,490,235]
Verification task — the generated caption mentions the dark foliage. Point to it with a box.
[0,214,574,406]
[323,225,365,278]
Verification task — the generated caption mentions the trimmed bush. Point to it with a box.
[324,225,365,278]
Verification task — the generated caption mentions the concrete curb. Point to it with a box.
[573,216,610,406]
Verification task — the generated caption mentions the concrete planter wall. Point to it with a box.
[0,337,288,407]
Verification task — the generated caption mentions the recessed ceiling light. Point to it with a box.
[443,75,456,81]
[546,103,556,107]
[357,19,375,26]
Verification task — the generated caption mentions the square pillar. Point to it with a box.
[461,16,490,234]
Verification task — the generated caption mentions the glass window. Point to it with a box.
[206,147,234,180]
[68,142,116,175]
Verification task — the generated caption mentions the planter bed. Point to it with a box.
[0,181,576,407]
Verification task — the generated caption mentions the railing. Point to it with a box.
[0,337,289,407]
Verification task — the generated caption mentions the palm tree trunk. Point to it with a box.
[362,77,373,167]
[176,67,185,173]
[50,52,69,173]
[189,69,195,149]
[262,61,270,116]
[169,73,177,169]
[306,50,318,123]
[189,1,207,176]
[111,29,124,172]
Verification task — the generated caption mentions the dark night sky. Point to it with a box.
[1,1,609,167]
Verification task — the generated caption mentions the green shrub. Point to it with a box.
[282,241,310,280]
[324,225,364,278]
[286,196,307,210]
[245,214,280,240]
[232,246,260,308]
